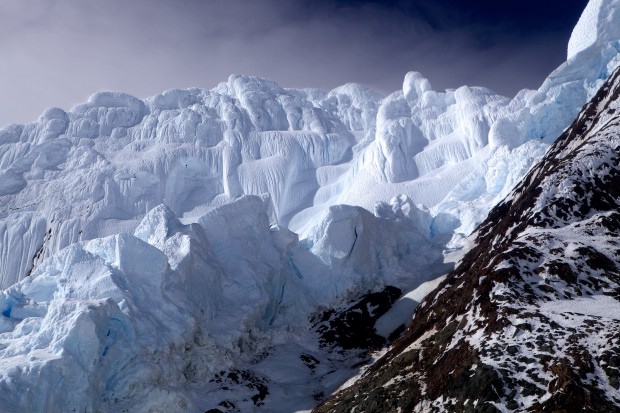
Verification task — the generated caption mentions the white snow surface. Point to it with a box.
[0,0,618,410]
[540,295,620,322]
[568,0,606,59]
[568,0,620,60]
[375,275,446,338]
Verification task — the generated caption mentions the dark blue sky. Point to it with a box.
[315,0,585,33]
[0,0,589,126]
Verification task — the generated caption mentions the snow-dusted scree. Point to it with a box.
[0,0,619,412]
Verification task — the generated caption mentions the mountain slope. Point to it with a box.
[315,64,620,413]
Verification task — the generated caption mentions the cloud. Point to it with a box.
[0,0,585,126]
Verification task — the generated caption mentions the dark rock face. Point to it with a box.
[201,286,403,413]
[208,369,270,411]
[315,67,620,412]
[312,286,402,351]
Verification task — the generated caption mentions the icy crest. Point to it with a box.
[568,0,605,59]
[568,0,620,60]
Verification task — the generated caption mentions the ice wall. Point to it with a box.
[0,195,443,412]
[0,0,619,291]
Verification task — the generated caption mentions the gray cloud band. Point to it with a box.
[0,0,576,126]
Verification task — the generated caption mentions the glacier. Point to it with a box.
[1,24,620,288]
[0,0,619,411]
[0,195,443,412]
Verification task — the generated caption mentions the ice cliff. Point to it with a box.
[0,195,443,412]
[1,7,619,288]
[0,0,618,411]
